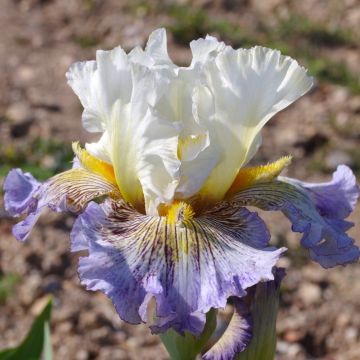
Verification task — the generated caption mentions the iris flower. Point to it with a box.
[4,29,359,358]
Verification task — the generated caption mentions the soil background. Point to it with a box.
[1,1,360,359]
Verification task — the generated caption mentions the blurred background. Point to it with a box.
[0,0,360,359]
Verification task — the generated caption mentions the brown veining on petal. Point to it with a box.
[46,168,121,212]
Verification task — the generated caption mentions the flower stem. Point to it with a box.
[236,269,284,360]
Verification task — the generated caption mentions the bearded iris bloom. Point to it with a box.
[4,29,359,358]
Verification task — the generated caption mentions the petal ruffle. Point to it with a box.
[66,46,132,133]
[4,169,41,216]
[231,167,359,268]
[71,199,284,335]
[284,165,358,219]
[196,45,313,204]
[4,169,43,241]
[3,168,119,241]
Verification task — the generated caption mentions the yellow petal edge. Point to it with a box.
[72,142,117,186]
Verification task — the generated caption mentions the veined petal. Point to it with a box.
[230,167,359,268]
[73,141,116,185]
[3,167,119,241]
[196,46,313,204]
[71,199,284,335]
[47,168,120,211]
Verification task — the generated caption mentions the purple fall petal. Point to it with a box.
[285,165,358,219]
[4,169,41,216]
[231,165,359,268]
[71,199,284,335]
[3,167,119,241]
[4,169,44,241]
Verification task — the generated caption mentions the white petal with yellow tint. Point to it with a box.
[176,133,220,199]
[196,45,313,204]
[85,131,112,164]
[110,65,181,215]
[150,66,220,200]
[73,141,117,186]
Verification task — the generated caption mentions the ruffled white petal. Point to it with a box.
[196,45,313,202]
[190,35,227,65]
[110,67,181,215]
[66,46,132,132]
[151,67,221,200]
[145,28,173,66]
[129,28,175,69]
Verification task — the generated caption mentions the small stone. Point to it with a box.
[15,65,35,85]
[298,283,322,306]
[75,349,88,360]
[284,329,304,342]
[6,102,33,123]
[345,327,358,343]
[277,256,291,269]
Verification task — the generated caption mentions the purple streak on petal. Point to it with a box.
[71,200,284,335]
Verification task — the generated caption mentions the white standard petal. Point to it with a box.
[190,34,227,65]
[129,28,175,69]
[145,28,174,66]
[110,66,181,215]
[66,46,132,132]
[196,46,313,203]
[151,66,221,200]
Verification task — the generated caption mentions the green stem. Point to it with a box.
[236,271,283,360]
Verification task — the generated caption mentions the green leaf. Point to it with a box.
[0,298,53,360]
